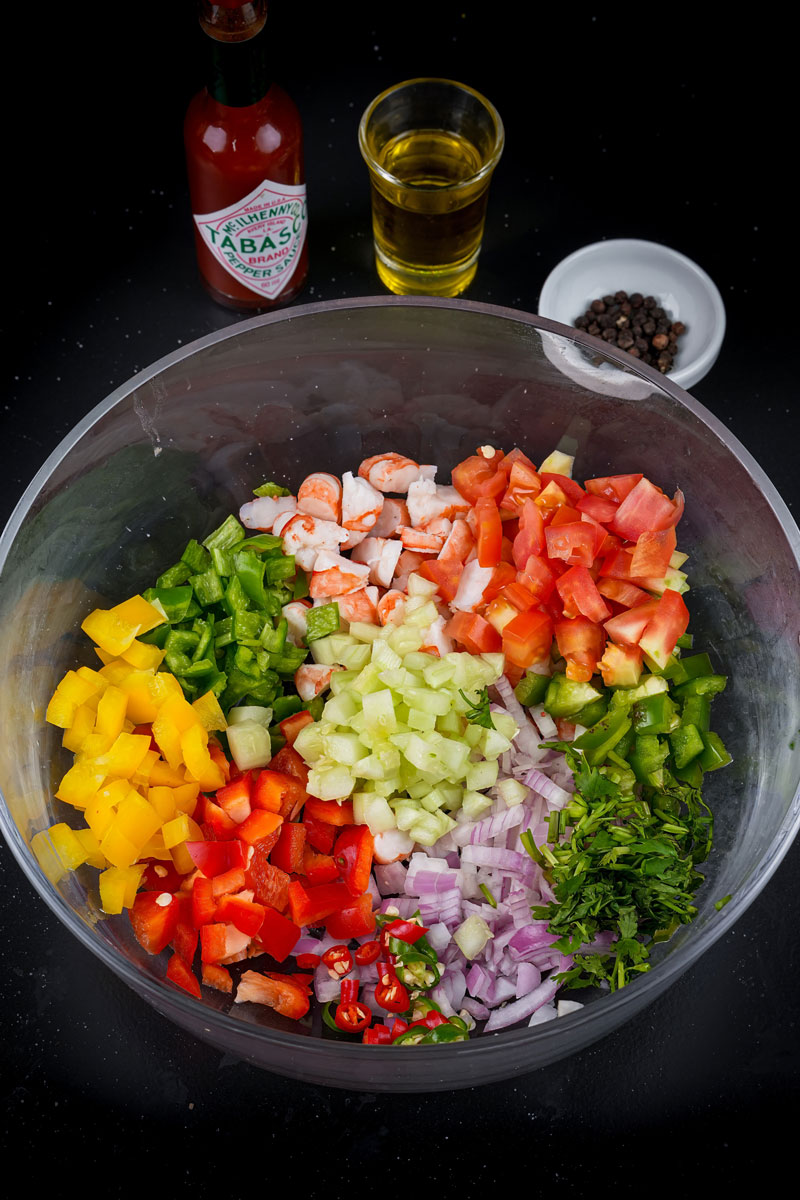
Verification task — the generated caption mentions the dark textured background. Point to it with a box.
[2,4,797,1193]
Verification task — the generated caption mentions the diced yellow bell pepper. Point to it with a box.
[131,748,159,788]
[149,758,189,788]
[48,822,90,870]
[62,703,97,753]
[94,647,114,666]
[169,815,204,875]
[192,690,228,732]
[121,639,165,670]
[98,660,136,686]
[99,822,140,869]
[76,665,108,692]
[110,594,166,635]
[161,812,192,849]
[152,711,183,772]
[74,826,106,869]
[95,686,129,740]
[31,828,67,882]
[181,723,225,792]
[114,790,162,850]
[139,831,172,861]
[117,670,159,724]
[172,782,200,816]
[46,669,101,728]
[83,779,129,839]
[147,671,183,709]
[148,785,177,822]
[161,692,201,734]
[99,732,153,780]
[98,864,145,913]
[81,608,141,657]
[55,759,107,808]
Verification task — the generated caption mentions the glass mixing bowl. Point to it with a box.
[1,297,798,1092]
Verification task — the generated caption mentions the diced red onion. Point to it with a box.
[373,860,407,895]
[484,975,561,1031]
[515,961,542,998]
[461,845,528,873]
[524,768,572,809]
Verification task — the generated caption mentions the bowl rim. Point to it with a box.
[1,294,798,1067]
[536,237,727,389]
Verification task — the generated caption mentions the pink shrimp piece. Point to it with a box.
[406,479,470,529]
[391,549,435,593]
[377,589,407,626]
[279,512,349,573]
[438,517,475,564]
[281,600,312,646]
[419,614,455,656]
[350,537,403,589]
[451,559,495,612]
[358,452,422,494]
[370,497,410,538]
[334,586,380,624]
[424,516,453,539]
[239,494,297,531]
[373,829,414,864]
[295,663,341,702]
[400,527,446,553]
[340,528,368,552]
[341,471,384,532]
[297,472,342,523]
[308,550,371,599]
[273,508,297,538]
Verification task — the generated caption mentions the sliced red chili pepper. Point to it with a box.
[339,977,359,1004]
[390,1018,410,1041]
[321,944,354,977]
[295,952,321,970]
[363,1022,392,1044]
[381,918,429,946]
[354,939,381,965]
[334,1000,372,1033]
[409,1010,449,1030]
[375,976,410,1014]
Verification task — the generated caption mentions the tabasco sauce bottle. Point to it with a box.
[184,1,308,310]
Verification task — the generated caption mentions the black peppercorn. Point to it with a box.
[574,288,687,374]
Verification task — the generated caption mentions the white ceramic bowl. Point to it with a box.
[537,238,726,391]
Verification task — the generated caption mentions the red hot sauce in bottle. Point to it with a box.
[184,0,308,310]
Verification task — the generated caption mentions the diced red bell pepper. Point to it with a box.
[246,847,290,911]
[214,771,253,823]
[129,890,179,955]
[268,744,309,788]
[200,923,229,964]
[201,962,233,993]
[301,844,340,885]
[303,796,355,826]
[185,840,245,878]
[191,874,217,927]
[200,796,239,840]
[332,824,374,896]
[255,907,302,962]
[270,821,307,873]
[140,859,185,893]
[288,879,353,928]
[171,919,199,965]
[165,952,201,998]
[252,769,306,818]
[207,740,231,784]
[214,893,266,938]
[324,891,376,939]
[236,808,283,845]
[279,709,315,746]
[211,866,246,899]
[302,812,338,854]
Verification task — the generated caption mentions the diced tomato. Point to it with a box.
[474,496,503,567]
[604,599,660,647]
[554,616,606,682]
[324,891,376,939]
[512,498,545,569]
[279,709,315,746]
[303,796,355,826]
[629,526,677,579]
[201,963,233,993]
[500,581,537,613]
[481,560,517,604]
[576,492,619,524]
[609,477,683,540]
[500,460,542,514]
[585,473,643,505]
[534,480,568,518]
[185,838,247,878]
[302,812,338,854]
[502,609,553,669]
[597,578,652,609]
[598,545,636,581]
[130,891,179,956]
[556,564,611,623]
[236,808,283,846]
[166,952,202,998]
[418,556,463,603]
[638,588,690,668]
[519,554,557,603]
[548,504,582,528]
[452,454,506,504]
[256,907,302,962]
[246,849,290,911]
[540,473,586,506]
[597,642,644,687]
[484,595,519,635]
[268,744,310,789]
[333,825,374,896]
[288,879,354,927]
[270,821,307,873]
[215,893,266,937]
[252,769,306,819]
[545,521,597,568]
[191,874,217,928]
[443,611,502,655]
[579,513,614,560]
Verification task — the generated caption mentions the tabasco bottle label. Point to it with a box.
[193,179,308,300]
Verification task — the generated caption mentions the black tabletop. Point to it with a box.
[3,4,797,1192]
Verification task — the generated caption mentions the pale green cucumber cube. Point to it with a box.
[322,691,360,725]
[292,722,326,764]
[463,723,483,748]
[227,705,273,727]
[402,686,451,716]
[480,727,512,759]
[353,791,396,833]
[404,599,439,629]
[422,658,457,688]
[361,688,398,736]
[461,790,493,820]
[465,759,499,792]
[402,650,438,673]
[329,669,358,696]
[309,636,338,666]
[388,625,424,656]
[491,710,518,741]
[497,777,529,807]
[436,708,464,736]
[348,621,383,643]
[306,764,355,801]
[480,652,505,680]
[408,708,437,732]
[391,798,421,832]
[322,731,366,766]
[371,638,402,671]
[352,662,385,696]
[406,572,439,597]
[339,643,372,671]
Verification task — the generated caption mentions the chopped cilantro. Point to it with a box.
[460,686,495,730]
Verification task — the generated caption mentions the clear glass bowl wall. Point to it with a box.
[1,298,798,1092]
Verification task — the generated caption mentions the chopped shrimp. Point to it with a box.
[391,549,435,593]
[308,550,371,598]
[350,536,403,588]
[451,559,496,611]
[370,497,410,538]
[234,970,310,1018]
[279,512,349,573]
[373,829,414,864]
[340,528,368,552]
[341,471,384,532]
[239,494,297,531]
[424,516,453,539]
[295,662,342,701]
[400,527,446,553]
[419,614,455,656]
[406,479,470,529]
[358,452,423,494]
[334,586,379,624]
[297,472,342,523]
[438,517,475,563]
[377,589,407,626]
[281,600,312,646]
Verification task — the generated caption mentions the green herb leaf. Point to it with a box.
[459,687,495,729]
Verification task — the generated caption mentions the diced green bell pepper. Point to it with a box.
[669,722,705,769]
[544,675,604,719]
[573,708,632,766]
[632,692,677,735]
[514,672,550,708]
[306,603,340,643]
[699,730,732,771]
